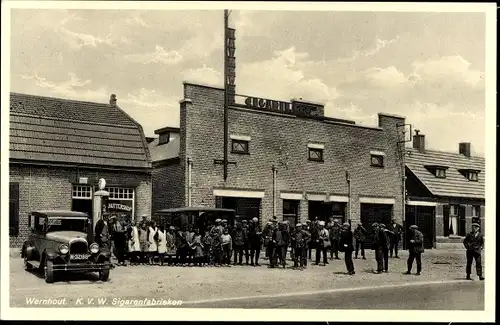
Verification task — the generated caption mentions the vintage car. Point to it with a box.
[21,210,111,283]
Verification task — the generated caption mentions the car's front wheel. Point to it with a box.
[44,260,55,283]
[99,262,110,282]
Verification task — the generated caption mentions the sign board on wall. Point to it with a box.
[243,96,323,118]
[226,27,236,105]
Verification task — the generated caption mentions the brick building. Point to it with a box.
[151,82,406,240]
[9,93,152,248]
[405,130,485,249]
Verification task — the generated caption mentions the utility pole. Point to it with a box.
[223,9,229,181]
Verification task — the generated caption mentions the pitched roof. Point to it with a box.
[405,148,485,199]
[10,92,151,170]
[148,132,180,163]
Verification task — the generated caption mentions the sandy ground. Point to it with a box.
[9,249,482,308]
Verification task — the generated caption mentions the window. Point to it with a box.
[283,200,299,226]
[436,168,446,178]
[468,171,479,181]
[158,132,170,145]
[9,182,19,236]
[370,155,384,167]
[105,187,135,224]
[472,205,480,218]
[107,187,134,200]
[72,185,92,199]
[231,139,249,154]
[308,148,324,162]
[448,205,458,236]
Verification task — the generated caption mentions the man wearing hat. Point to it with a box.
[264,220,276,261]
[339,222,355,275]
[271,221,289,269]
[463,223,484,280]
[248,217,262,266]
[404,225,424,275]
[379,223,391,272]
[293,223,310,269]
[304,220,313,259]
[354,223,367,259]
[215,219,223,235]
[241,220,251,265]
[387,218,403,258]
[329,219,342,260]
[309,218,319,260]
[231,221,245,265]
[315,221,330,266]
[371,223,385,274]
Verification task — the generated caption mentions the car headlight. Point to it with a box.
[89,243,99,254]
[59,244,69,254]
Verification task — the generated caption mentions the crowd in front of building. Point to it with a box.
[90,211,484,280]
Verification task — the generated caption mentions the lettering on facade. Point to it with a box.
[108,203,133,212]
[226,27,236,105]
[243,96,322,118]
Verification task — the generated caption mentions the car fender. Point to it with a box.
[24,242,36,259]
[43,248,59,261]
[97,250,111,262]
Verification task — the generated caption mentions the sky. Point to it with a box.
[9,7,487,156]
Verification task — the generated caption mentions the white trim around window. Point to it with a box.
[407,200,437,207]
[370,150,386,156]
[328,195,349,202]
[359,197,395,205]
[307,143,325,150]
[213,189,265,198]
[230,134,251,141]
[280,192,304,200]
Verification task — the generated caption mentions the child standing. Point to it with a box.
[221,228,232,267]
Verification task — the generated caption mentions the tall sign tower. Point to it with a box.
[223,9,236,181]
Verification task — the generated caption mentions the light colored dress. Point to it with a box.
[148,226,158,252]
[166,232,176,255]
[157,229,167,254]
[192,234,204,257]
[129,226,141,252]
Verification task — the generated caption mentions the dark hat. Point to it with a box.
[409,225,418,230]
[472,223,480,227]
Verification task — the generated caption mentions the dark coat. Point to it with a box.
[372,229,389,250]
[387,222,403,240]
[248,224,262,246]
[272,228,289,246]
[294,229,310,248]
[354,226,367,242]
[330,224,342,241]
[463,231,484,254]
[408,229,424,254]
[232,228,246,246]
[94,219,110,245]
[339,229,354,252]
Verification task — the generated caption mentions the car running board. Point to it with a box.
[27,261,41,269]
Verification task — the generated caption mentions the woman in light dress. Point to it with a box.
[156,225,167,266]
[147,221,158,265]
[128,221,141,266]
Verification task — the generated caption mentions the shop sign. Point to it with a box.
[108,203,133,212]
[244,96,322,118]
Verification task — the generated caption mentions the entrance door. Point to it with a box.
[360,203,393,249]
[405,205,435,249]
[308,201,332,222]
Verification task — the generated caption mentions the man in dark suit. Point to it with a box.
[94,213,110,249]
[372,223,389,274]
[339,222,355,275]
[404,225,424,275]
[387,218,403,258]
[354,223,367,259]
[379,223,391,272]
[463,223,485,281]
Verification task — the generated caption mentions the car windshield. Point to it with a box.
[46,218,87,233]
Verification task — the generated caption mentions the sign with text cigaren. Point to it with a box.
[226,27,236,105]
[243,96,323,118]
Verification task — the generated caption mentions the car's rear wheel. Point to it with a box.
[44,260,55,283]
[99,262,110,282]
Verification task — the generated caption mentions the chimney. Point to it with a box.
[109,94,117,106]
[412,129,425,154]
[459,142,471,158]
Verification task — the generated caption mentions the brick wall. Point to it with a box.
[180,83,404,227]
[152,163,185,212]
[9,164,151,248]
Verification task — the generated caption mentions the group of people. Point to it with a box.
[93,213,485,280]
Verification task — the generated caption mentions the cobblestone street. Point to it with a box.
[9,249,484,308]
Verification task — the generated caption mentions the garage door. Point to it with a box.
[404,205,435,249]
[360,203,393,249]
[217,197,261,223]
